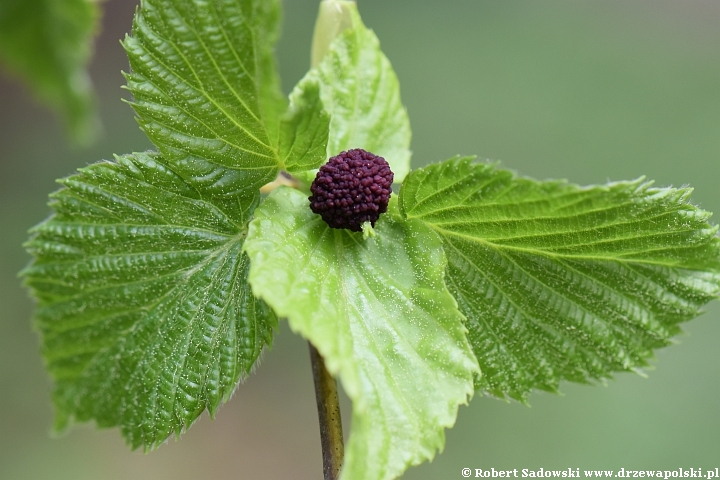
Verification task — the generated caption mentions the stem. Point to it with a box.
[307,3,352,476]
[309,342,345,480]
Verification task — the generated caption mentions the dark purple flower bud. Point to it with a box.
[309,149,394,232]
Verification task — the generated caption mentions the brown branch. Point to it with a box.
[309,342,345,480]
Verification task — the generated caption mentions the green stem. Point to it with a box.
[309,342,345,480]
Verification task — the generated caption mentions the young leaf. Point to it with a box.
[243,188,478,480]
[279,77,331,175]
[309,3,412,182]
[22,152,276,449]
[122,0,286,195]
[400,157,720,401]
[0,0,99,144]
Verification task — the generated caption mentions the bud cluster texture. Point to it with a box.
[309,148,394,231]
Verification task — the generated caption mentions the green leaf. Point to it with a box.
[400,157,720,401]
[243,188,478,480]
[310,3,412,182]
[22,152,276,449]
[122,0,286,196]
[280,77,330,175]
[0,0,99,144]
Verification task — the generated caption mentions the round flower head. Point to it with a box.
[309,149,394,232]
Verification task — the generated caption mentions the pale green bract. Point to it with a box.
[0,0,99,143]
[243,188,478,480]
[400,157,720,401]
[307,4,412,182]
[22,152,277,449]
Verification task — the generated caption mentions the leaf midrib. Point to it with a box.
[430,224,707,269]
[38,220,239,241]
[406,189,685,229]
[335,229,422,472]
[157,237,240,441]
[443,238,604,372]
[488,236,666,352]
[139,5,274,153]
[73,235,242,430]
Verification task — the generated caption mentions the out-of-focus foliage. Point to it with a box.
[0,0,99,143]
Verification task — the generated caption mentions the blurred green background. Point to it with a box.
[1,1,718,479]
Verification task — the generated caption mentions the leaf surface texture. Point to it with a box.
[123,0,286,195]
[244,188,478,480]
[23,152,276,448]
[400,157,720,400]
